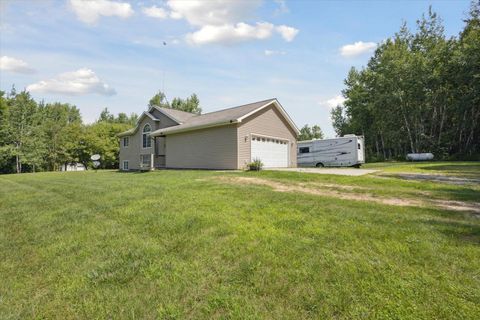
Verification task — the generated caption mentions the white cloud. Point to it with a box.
[320,95,346,109]
[264,50,286,56]
[0,56,35,74]
[167,0,262,26]
[26,68,115,96]
[142,5,168,19]
[169,10,182,20]
[340,41,377,57]
[161,0,299,45]
[276,25,298,42]
[187,22,275,45]
[69,0,134,25]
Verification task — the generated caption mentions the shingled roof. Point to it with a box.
[150,98,292,136]
[119,98,298,138]
[152,106,199,124]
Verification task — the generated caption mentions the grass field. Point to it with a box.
[1,162,479,319]
[363,161,480,179]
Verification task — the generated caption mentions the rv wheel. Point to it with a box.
[315,163,324,168]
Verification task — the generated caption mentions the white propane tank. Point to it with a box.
[406,153,434,161]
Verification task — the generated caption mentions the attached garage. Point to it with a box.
[120,98,299,170]
[251,135,289,168]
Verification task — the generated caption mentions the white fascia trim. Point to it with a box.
[134,112,160,127]
[236,99,300,135]
[150,120,239,136]
[118,130,134,137]
[236,100,275,122]
[143,111,160,122]
[118,112,159,138]
[149,106,182,124]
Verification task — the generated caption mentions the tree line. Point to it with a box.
[0,88,137,174]
[332,2,480,161]
[298,124,324,141]
[149,91,202,114]
[0,89,203,174]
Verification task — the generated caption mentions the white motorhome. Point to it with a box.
[297,135,365,167]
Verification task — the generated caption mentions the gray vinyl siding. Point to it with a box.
[119,113,178,170]
[165,125,238,169]
[120,102,298,170]
[237,105,297,169]
[150,109,179,127]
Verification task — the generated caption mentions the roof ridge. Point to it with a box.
[154,106,199,116]
[198,98,276,117]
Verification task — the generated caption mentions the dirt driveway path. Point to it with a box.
[217,176,480,214]
[265,167,378,176]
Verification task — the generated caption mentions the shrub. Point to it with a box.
[247,158,263,171]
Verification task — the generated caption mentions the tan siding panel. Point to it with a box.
[166,125,237,169]
[237,105,297,169]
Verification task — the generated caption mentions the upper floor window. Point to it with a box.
[142,124,152,148]
[123,137,129,147]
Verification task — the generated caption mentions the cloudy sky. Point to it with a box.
[0,0,470,137]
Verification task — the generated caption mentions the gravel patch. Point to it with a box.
[388,173,480,185]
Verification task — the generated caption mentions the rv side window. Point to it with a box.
[358,143,361,150]
[299,147,310,154]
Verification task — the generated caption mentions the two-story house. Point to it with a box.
[118,98,299,170]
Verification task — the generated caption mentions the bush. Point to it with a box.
[247,158,263,171]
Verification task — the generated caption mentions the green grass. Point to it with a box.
[363,161,480,179]
[1,163,479,319]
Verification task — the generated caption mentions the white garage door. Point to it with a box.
[251,136,289,168]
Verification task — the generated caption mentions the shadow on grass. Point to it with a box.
[419,165,480,178]
[419,217,480,245]
[433,186,480,202]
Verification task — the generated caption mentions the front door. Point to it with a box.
[155,137,166,167]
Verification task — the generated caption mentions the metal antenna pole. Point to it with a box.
[163,70,170,105]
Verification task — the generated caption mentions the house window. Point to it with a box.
[123,137,129,147]
[358,143,361,150]
[299,147,310,154]
[123,161,129,170]
[140,154,151,168]
[142,124,152,148]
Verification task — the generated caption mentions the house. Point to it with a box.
[60,163,86,171]
[118,98,299,170]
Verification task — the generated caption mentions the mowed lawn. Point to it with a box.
[363,161,480,179]
[1,163,479,319]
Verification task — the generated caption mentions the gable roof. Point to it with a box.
[150,98,299,137]
[152,106,198,124]
[118,111,160,137]
[118,106,198,137]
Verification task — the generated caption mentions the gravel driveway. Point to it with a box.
[266,167,378,176]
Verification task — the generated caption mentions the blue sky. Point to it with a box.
[0,0,471,137]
